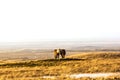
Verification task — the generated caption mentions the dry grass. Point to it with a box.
[0,52,119,80]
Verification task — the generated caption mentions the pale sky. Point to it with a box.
[0,0,120,42]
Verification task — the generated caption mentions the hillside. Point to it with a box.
[0,52,120,80]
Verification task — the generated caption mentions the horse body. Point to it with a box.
[54,49,59,59]
[60,49,66,58]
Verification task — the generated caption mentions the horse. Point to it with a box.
[53,49,66,59]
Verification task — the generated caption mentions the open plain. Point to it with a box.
[0,51,120,80]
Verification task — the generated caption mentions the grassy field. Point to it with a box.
[0,51,120,80]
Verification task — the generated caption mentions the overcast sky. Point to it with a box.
[0,0,120,42]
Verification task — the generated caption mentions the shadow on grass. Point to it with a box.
[0,58,85,68]
[43,58,85,61]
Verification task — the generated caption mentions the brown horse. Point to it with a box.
[60,49,66,58]
[54,49,60,59]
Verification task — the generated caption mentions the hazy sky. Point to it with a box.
[0,0,120,42]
